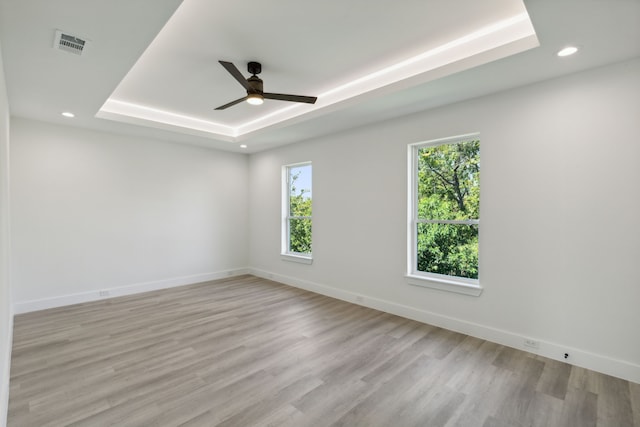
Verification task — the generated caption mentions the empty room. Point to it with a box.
[0,0,639,426]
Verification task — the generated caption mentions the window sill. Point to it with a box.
[405,274,482,296]
[281,253,313,264]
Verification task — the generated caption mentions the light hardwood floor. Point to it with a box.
[8,275,640,426]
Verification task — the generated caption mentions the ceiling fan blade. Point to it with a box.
[263,93,317,104]
[219,61,250,90]
[214,96,248,110]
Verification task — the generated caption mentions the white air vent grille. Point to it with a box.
[53,30,88,56]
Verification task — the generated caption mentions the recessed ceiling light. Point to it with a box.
[239,144,247,149]
[61,111,75,118]
[557,46,578,57]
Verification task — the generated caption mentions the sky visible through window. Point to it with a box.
[290,164,312,200]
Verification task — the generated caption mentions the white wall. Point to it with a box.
[249,58,640,382]
[0,40,13,427]
[10,119,249,311]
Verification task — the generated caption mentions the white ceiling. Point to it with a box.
[1,0,639,153]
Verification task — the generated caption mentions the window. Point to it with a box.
[407,134,481,295]
[282,162,312,263]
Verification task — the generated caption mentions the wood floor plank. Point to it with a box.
[214,373,323,427]
[327,354,436,427]
[482,415,525,427]
[632,381,640,427]
[444,367,515,427]
[493,357,545,425]
[535,357,572,400]
[359,325,436,384]
[595,373,635,427]
[7,275,640,426]
[526,392,564,427]
[559,388,598,427]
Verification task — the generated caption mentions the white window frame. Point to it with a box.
[406,133,482,296]
[281,161,313,264]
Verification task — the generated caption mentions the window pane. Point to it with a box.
[289,165,312,217]
[289,218,312,254]
[417,141,479,221]
[417,223,478,279]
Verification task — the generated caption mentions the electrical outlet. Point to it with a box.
[523,338,539,349]
[99,290,109,297]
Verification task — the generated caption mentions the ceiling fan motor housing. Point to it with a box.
[248,61,262,75]
[248,75,263,94]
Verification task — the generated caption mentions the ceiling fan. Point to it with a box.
[214,61,317,110]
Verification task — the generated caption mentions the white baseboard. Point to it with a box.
[1,309,13,427]
[250,268,640,384]
[13,268,250,314]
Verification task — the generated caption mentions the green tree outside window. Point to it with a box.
[287,164,312,254]
[416,140,479,279]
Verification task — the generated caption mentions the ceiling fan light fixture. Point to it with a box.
[246,93,264,106]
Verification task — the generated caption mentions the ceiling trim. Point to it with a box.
[97,11,538,144]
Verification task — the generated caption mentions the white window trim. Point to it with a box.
[281,161,313,263]
[405,274,482,296]
[406,133,482,296]
[281,253,313,264]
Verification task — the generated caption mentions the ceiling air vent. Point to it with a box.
[53,30,88,56]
